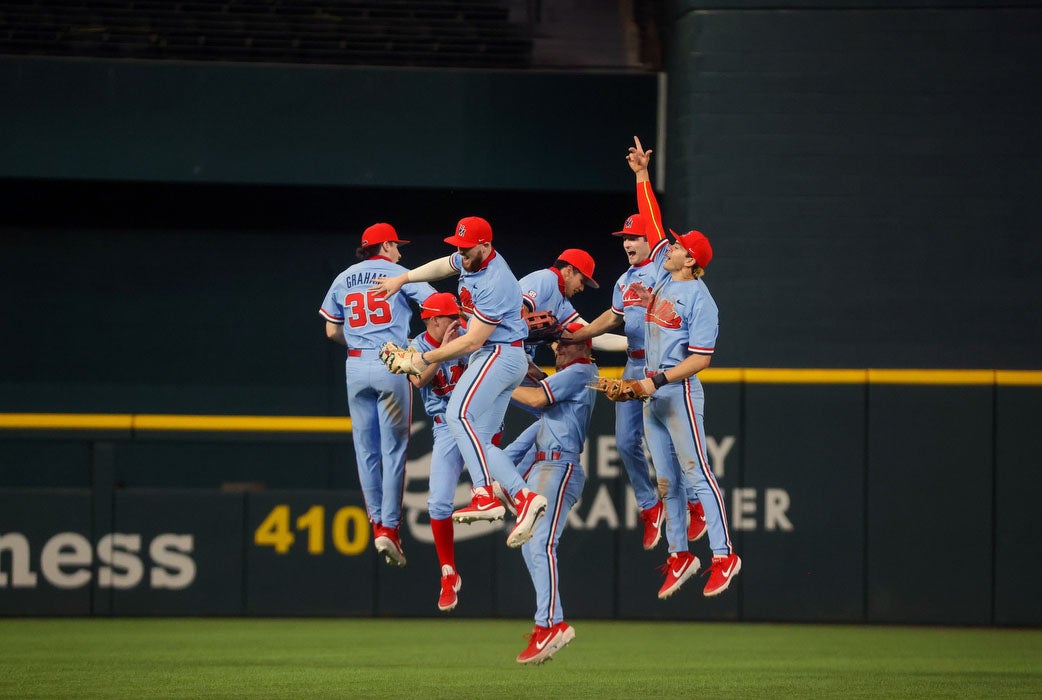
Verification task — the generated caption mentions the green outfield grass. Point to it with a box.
[1,618,1040,698]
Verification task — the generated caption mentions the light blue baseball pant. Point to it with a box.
[521,453,585,628]
[345,349,412,529]
[446,343,529,496]
[427,417,466,520]
[617,358,659,510]
[643,379,733,556]
[618,359,699,509]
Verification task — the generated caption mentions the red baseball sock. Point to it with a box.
[430,517,456,570]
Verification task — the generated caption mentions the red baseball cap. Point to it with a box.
[361,222,409,247]
[557,248,599,289]
[561,322,592,348]
[420,292,461,319]
[443,216,493,248]
[671,229,713,268]
[612,213,648,237]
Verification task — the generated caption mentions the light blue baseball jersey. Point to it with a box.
[519,268,581,324]
[530,359,599,455]
[411,331,468,418]
[645,277,718,369]
[610,239,671,352]
[449,249,527,344]
[320,256,435,348]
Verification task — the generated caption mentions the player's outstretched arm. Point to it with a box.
[422,316,494,365]
[372,255,455,297]
[591,333,629,353]
[564,308,622,343]
[511,384,550,409]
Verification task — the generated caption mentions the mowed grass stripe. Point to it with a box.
[1,619,1040,698]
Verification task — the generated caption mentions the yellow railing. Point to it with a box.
[1,368,1039,433]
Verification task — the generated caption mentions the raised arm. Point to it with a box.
[628,136,666,248]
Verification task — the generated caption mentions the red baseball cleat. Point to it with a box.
[687,501,707,542]
[516,624,564,665]
[703,553,742,597]
[506,488,547,548]
[437,565,462,612]
[657,551,700,599]
[374,525,407,568]
[452,485,506,523]
[640,500,665,550]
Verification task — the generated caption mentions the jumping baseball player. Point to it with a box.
[503,323,597,665]
[564,136,706,550]
[408,292,470,612]
[518,249,628,362]
[371,216,548,550]
[319,223,436,568]
[592,229,742,599]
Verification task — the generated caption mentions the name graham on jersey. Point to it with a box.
[342,270,386,289]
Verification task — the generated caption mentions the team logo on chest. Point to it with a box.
[646,295,683,329]
[621,281,653,308]
[431,363,466,396]
[458,286,475,318]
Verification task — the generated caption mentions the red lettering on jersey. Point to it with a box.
[458,287,475,318]
[645,296,683,329]
[622,282,654,309]
[432,363,466,396]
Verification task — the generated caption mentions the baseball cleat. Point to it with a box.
[687,501,707,542]
[491,481,517,517]
[516,624,562,665]
[703,553,742,597]
[506,489,547,548]
[657,551,700,599]
[452,486,506,523]
[437,565,462,612]
[374,525,407,568]
[640,500,665,550]
[552,621,575,653]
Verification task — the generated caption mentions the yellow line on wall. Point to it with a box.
[0,413,135,430]
[1,368,1040,434]
[133,414,353,432]
[0,413,352,433]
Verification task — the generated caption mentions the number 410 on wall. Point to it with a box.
[253,505,369,555]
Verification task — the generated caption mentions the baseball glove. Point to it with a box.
[589,376,651,402]
[379,342,426,376]
[524,310,562,346]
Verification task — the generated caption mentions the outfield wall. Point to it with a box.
[3,371,1040,626]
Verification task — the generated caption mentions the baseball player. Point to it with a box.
[503,323,597,665]
[408,292,471,612]
[319,223,436,568]
[371,216,548,550]
[564,136,706,550]
[518,249,628,362]
[595,229,742,599]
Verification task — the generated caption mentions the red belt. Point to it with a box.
[485,340,523,348]
[535,451,562,461]
[433,415,444,424]
[348,349,362,357]
[628,349,645,359]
